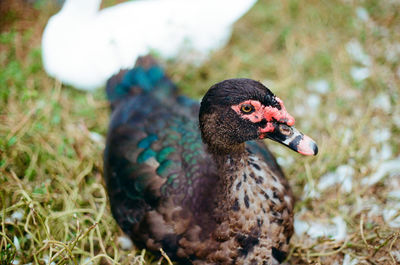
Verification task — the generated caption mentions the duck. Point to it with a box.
[41,0,257,91]
[103,56,318,264]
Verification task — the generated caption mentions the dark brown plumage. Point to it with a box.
[103,56,317,264]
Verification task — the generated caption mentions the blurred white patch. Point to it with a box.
[397,66,400,79]
[302,216,347,241]
[294,105,306,116]
[276,156,294,167]
[383,207,400,228]
[388,190,400,199]
[37,99,46,109]
[318,165,354,193]
[293,50,306,65]
[341,174,353,193]
[370,143,393,167]
[328,112,337,122]
[306,94,321,111]
[391,250,400,263]
[307,79,330,94]
[362,157,400,185]
[42,0,258,90]
[11,260,20,265]
[117,235,133,250]
[355,7,369,22]
[353,108,364,119]
[368,204,382,218]
[372,128,391,143]
[42,255,56,265]
[13,236,20,251]
[11,210,24,222]
[350,66,370,81]
[294,218,309,236]
[380,143,393,160]
[331,216,348,241]
[346,40,371,66]
[82,258,93,265]
[303,183,320,199]
[343,254,358,265]
[385,43,400,63]
[376,25,390,38]
[382,170,400,227]
[372,93,391,113]
[89,131,105,145]
[353,197,382,218]
[341,128,353,145]
[392,110,400,128]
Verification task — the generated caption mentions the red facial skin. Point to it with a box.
[231,98,317,155]
[231,98,295,134]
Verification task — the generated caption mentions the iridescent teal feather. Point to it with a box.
[137,149,156,163]
[137,134,158,149]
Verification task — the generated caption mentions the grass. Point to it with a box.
[1,0,399,264]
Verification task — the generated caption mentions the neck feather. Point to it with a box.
[211,148,250,220]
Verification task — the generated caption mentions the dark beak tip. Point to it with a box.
[312,143,318,156]
[296,138,318,156]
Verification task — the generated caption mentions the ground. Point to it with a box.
[0,0,399,264]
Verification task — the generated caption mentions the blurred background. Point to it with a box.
[0,0,399,264]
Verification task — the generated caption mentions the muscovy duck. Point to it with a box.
[103,56,318,264]
[41,0,257,90]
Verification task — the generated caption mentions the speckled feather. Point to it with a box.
[104,56,294,264]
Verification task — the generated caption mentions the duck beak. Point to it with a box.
[263,124,318,156]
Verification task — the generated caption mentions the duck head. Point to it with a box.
[199,78,318,156]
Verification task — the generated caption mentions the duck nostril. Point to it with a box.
[279,124,292,136]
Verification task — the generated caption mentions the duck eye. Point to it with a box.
[240,104,254,114]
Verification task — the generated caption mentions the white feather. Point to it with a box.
[42,0,257,90]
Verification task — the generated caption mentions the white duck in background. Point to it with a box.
[42,0,258,91]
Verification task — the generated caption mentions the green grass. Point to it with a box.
[1,0,400,264]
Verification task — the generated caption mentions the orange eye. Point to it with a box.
[240,104,254,114]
